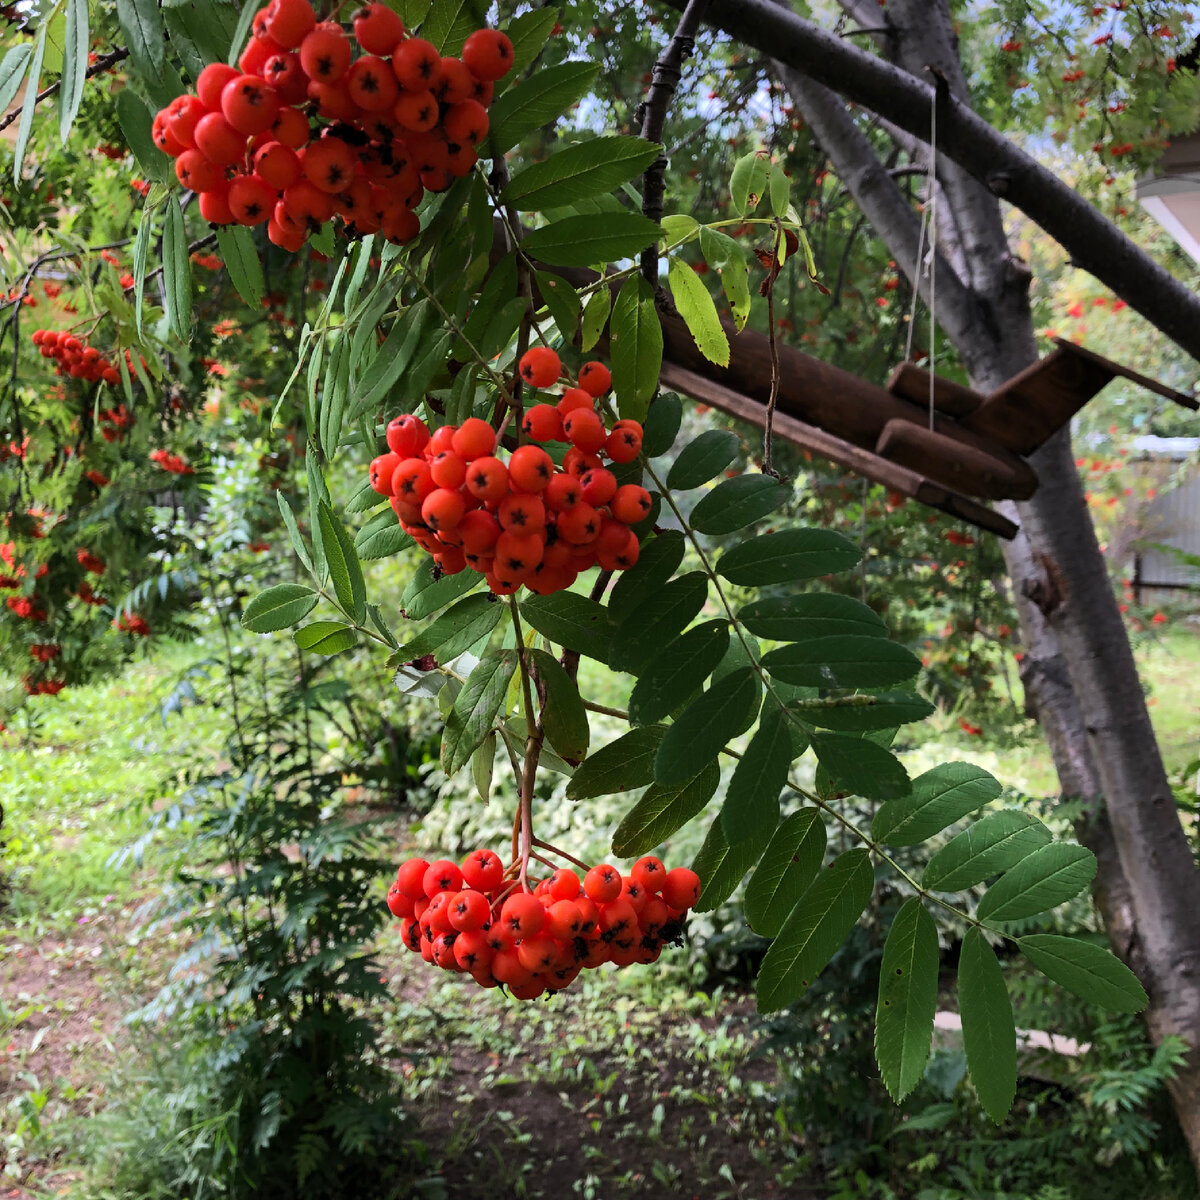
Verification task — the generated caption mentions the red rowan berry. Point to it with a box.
[221,75,280,135]
[597,526,639,571]
[451,417,496,460]
[303,136,356,193]
[555,502,601,545]
[353,3,404,55]
[425,891,454,934]
[619,877,648,914]
[393,89,440,133]
[228,174,276,225]
[197,62,241,110]
[299,22,351,83]
[454,928,493,971]
[495,530,544,576]
[386,882,411,917]
[584,863,622,903]
[599,898,638,941]
[548,868,581,900]
[447,888,490,932]
[391,37,442,91]
[492,951,535,988]
[575,896,600,936]
[386,413,429,457]
[270,105,310,149]
[498,492,546,534]
[444,99,489,145]
[347,55,399,111]
[611,484,653,524]
[578,361,612,396]
[396,857,431,897]
[563,407,607,454]
[461,847,504,892]
[239,33,280,78]
[519,346,561,388]
[307,79,359,121]
[427,423,456,456]
[522,403,564,443]
[262,51,309,104]
[640,896,670,934]
[605,420,643,463]
[429,450,467,490]
[556,387,593,416]
[579,467,617,507]
[661,867,701,910]
[199,184,234,224]
[508,444,554,492]
[454,458,501,507]
[264,0,316,47]
[432,933,460,970]
[174,149,221,193]
[369,451,401,495]
[166,95,206,150]
[253,141,301,191]
[631,855,666,893]
[546,899,582,940]
[421,487,466,532]
[393,457,435,504]
[381,205,420,244]
[500,891,545,938]
[562,447,603,478]
[283,178,335,223]
[544,472,581,513]
[435,57,475,104]
[461,28,514,82]
[423,859,463,898]
[152,111,186,157]
[400,916,421,951]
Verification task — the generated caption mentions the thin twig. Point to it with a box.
[0,47,130,137]
[762,219,784,477]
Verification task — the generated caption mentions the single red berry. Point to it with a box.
[264,0,316,48]
[221,75,281,136]
[461,28,514,82]
[578,361,612,397]
[451,417,496,461]
[391,37,442,92]
[519,346,561,389]
[461,847,504,892]
[347,54,399,111]
[386,413,430,457]
[631,855,666,894]
[605,420,643,463]
[522,404,564,443]
[508,444,554,493]
[447,888,491,932]
[661,867,701,910]
[611,484,653,525]
[197,62,241,110]
[584,864,622,903]
[422,858,464,898]
[352,2,405,55]
[463,456,509,504]
[500,891,545,938]
[299,22,352,82]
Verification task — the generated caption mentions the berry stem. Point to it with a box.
[531,837,590,872]
[508,595,544,892]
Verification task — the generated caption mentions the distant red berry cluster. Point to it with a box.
[387,849,701,999]
[31,330,120,384]
[76,548,105,574]
[152,0,513,250]
[368,352,649,596]
[23,676,65,695]
[149,448,196,475]
[113,611,151,636]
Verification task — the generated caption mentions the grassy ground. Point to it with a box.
[1,629,1198,1198]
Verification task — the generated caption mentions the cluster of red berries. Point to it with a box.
[99,404,133,442]
[30,330,120,384]
[23,677,65,696]
[76,548,105,574]
[149,448,196,476]
[152,0,514,250]
[6,596,47,621]
[386,849,702,999]
[30,643,60,662]
[367,351,649,596]
[76,581,108,607]
[113,611,151,636]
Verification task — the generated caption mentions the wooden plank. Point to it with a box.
[660,363,1020,538]
[886,361,983,417]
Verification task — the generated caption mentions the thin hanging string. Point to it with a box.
[902,82,939,431]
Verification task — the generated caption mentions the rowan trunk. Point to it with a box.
[774,0,1200,1172]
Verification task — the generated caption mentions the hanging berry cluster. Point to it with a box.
[152,0,514,250]
[367,351,648,597]
[387,849,702,1000]
[30,330,121,384]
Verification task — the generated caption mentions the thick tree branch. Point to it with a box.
[658,0,1200,365]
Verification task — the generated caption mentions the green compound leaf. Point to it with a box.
[215,225,265,309]
[611,760,721,858]
[487,61,600,156]
[607,530,685,621]
[810,732,911,801]
[730,150,770,216]
[690,474,789,535]
[977,843,1097,924]
[242,583,318,633]
[874,899,939,1103]
[654,668,760,787]
[627,619,729,727]
[666,429,740,491]
[522,212,663,268]
[392,593,506,665]
[738,593,885,642]
[720,705,793,848]
[502,136,661,211]
[756,849,874,1013]
[872,762,1002,847]
[610,571,708,675]
[567,726,665,801]
[958,927,1017,1124]
[667,257,730,367]
[717,529,861,586]
[611,274,662,423]
[1017,934,1148,1014]
[400,559,480,620]
[744,808,826,937]
[790,692,934,732]
[442,650,517,775]
[520,591,618,662]
[923,810,1052,893]
[318,500,366,623]
[761,636,921,690]
[691,814,772,914]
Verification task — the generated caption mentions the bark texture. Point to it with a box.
[764,0,1200,1169]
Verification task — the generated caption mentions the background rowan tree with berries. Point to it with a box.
[2,0,1200,1196]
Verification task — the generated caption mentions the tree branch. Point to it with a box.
[657,0,1200,364]
[0,47,130,137]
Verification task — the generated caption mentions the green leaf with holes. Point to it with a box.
[730,151,770,216]
[668,257,730,367]
[756,849,874,1013]
[874,899,939,1103]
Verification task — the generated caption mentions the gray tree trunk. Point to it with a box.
[778,0,1200,1169]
